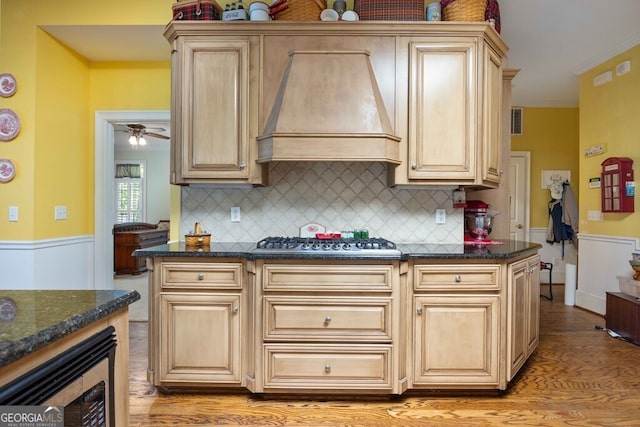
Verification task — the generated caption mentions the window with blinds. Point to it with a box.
[115,162,145,223]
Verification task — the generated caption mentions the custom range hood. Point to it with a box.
[257,50,401,164]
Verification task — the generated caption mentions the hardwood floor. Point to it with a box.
[128,285,640,426]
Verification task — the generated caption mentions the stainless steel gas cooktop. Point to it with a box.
[253,236,401,257]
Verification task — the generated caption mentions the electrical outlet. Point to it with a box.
[230,207,241,223]
[435,209,446,224]
[9,206,18,222]
[55,206,67,220]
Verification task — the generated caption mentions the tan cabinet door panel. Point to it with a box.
[407,39,477,181]
[159,293,242,384]
[413,295,499,386]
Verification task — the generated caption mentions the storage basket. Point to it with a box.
[441,0,487,22]
[354,0,424,21]
[269,0,326,21]
[185,234,211,246]
[172,0,222,21]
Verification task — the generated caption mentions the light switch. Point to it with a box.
[55,206,67,220]
[435,209,446,224]
[9,206,18,222]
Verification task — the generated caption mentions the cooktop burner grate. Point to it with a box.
[254,236,400,256]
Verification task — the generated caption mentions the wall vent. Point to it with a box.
[511,108,523,135]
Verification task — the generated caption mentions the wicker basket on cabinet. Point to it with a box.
[441,0,487,22]
[269,0,326,21]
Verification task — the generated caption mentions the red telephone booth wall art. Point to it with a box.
[601,157,635,213]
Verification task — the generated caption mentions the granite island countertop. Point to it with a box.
[134,240,541,260]
[0,290,140,368]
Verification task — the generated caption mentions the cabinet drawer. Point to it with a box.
[161,262,243,289]
[264,296,391,341]
[263,344,392,390]
[262,264,393,292]
[414,264,500,291]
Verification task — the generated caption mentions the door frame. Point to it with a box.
[509,151,531,242]
[94,110,170,289]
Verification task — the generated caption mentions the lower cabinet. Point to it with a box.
[250,260,407,394]
[147,258,246,388]
[159,293,241,384]
[411,264,501,388]
[507,255,541,379]
[413,295,500,387]
[147,254,541,394]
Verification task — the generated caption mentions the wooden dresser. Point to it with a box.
[606,292,640,345]
[114,222,169,275]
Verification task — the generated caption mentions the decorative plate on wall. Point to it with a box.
[0,73,17,97]
[0,109,20,141]
[0,158,16,182]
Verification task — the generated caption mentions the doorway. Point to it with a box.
[94,111,170,290]
[509,151,531,243]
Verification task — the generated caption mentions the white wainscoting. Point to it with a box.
[576,234,640,315]
[528,228,578,284]
[0,236,97,290]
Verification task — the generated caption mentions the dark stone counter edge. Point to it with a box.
[133,242,543,261]
[0,290,141,369]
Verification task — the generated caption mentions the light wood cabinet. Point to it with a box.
[147,258,246,388]
[159,292,241,383]
[251,260,407,394]
[411,264,501,388]
[146,252,542,394]
[507,255,541,380]
[167,35,265,185]
[390,32,506,187]
[165,22,507,188]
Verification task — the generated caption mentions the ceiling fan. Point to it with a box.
[116,123,170,147]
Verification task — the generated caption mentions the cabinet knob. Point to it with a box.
[454,275,462,282]
[416,306,423,315]
[324,316,332,324]
[232,306,239,314]
[197,272,205,280]
[411,163,417,170]
[325,364,331,373]
[239,162,246,170]
[516,224,523,229]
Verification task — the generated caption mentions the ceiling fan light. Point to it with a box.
[138,136,147,146]
[128,134,138,145]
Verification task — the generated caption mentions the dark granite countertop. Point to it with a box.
[0,290,140,368]
[134,240,541,261]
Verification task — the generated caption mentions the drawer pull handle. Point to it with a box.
[232,306,239,314]
[324,316,332,324]
[454,275,462,282]
[325,364,331,373]
[197,273,205,281]
[416,306,423,315]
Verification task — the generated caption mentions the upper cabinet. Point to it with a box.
[390,31,506,187]
[165,22,506,188]
[167,33,266,185]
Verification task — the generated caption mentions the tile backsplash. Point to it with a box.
[181,162,463,243]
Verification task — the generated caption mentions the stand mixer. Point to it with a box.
[464,200,500,243]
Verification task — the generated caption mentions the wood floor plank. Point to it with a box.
[129,286,640,426]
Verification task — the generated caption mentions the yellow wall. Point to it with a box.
[0,0,173,240]
[579,44,640,238]
[510,108,580,227]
